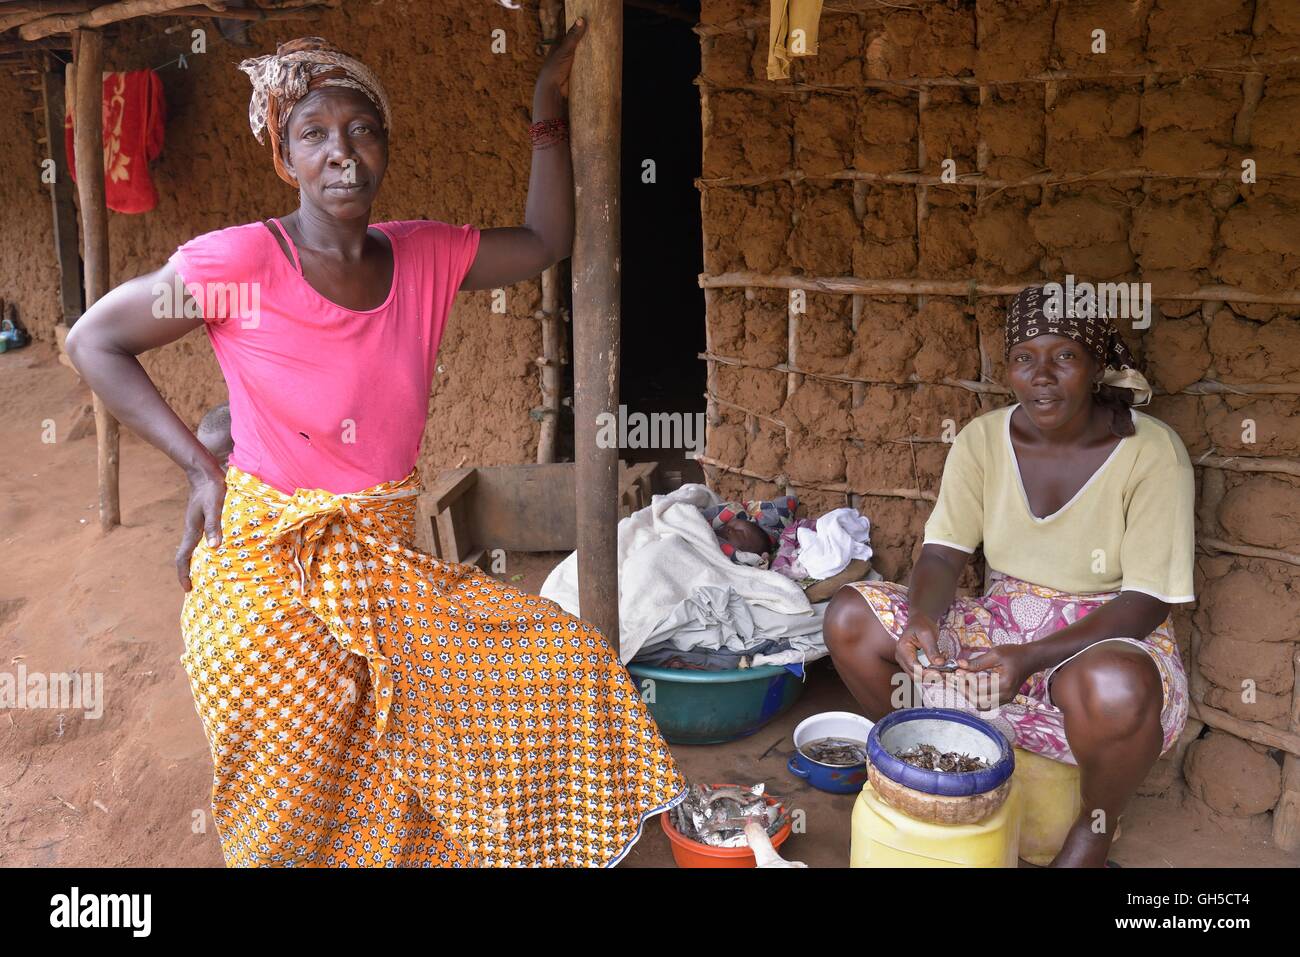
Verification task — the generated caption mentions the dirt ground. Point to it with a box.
[2,340,1297,868]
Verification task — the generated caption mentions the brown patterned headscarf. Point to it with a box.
[1005,283,1152,406]
[238,37,392,187]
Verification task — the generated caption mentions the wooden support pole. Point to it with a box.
[849,178,867,415]
[23,0,226,41]
[536,266,563,463]
[784,90,803,479]
[41,55,83,327]
[0,36,75,54]
[1273,648,1300,851]
[72,29,120,532]
[536,0,565,465]
[565,0,621,646]
[700,33,720,443]
[164,4,329,21]
[0,2,95,35]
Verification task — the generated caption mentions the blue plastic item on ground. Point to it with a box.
[626,661,806,745]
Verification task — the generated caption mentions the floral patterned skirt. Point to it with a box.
[844,571,1188,765]
[180,465,686,866]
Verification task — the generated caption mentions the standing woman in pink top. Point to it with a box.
[65,25,688,868]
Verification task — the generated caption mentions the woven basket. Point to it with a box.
[867,762,1012,826]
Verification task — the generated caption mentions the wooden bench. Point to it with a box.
[417,460,659,566]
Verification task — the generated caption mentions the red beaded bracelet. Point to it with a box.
[529,117,569,149]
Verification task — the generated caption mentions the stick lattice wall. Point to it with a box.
[694,0,1300,837]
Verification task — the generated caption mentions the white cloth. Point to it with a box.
[539,484,826,666]
[794,507,873,580]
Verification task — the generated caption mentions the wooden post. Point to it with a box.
[42,54,84,327]
[536,0,565,465]
[1274,648,1300,851]
[537,266,563,463]
[73,28,120,531]
[564,1,621,646]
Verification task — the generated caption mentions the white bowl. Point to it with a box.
[792,711,874,764]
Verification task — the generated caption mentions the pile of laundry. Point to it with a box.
[539,484,879,671]
[770,507,874,586]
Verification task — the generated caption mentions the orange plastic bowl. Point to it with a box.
[660,788,794,868]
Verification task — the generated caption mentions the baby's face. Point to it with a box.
[717,516,770,556]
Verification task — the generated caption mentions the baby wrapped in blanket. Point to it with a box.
[701,496,799,569]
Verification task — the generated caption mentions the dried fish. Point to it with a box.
[672,782,788,848]
[894,742,991,773]
[800,736,867,767]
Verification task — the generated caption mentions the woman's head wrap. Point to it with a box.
[237,37,391,187]
[1004,283,1152,406]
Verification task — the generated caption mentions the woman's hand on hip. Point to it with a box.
[536,16,587,99]
[177,464,227,592]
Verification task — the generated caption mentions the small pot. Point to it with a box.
[786,711,874,794]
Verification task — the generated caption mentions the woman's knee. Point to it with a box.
[824,586,893,659]
[1053,643,1162,736]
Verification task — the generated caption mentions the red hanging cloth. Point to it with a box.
[65,69,166,215]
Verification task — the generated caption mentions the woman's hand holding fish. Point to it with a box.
[895,610,944,680]
[955,645,1036,709]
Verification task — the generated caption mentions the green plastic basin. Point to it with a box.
[627,661,806,745]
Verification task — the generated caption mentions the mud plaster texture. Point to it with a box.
[700,0,1300,823]
[0,0,550,478]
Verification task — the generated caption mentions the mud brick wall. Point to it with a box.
[697,0,1300,838]
[0,0,548,474]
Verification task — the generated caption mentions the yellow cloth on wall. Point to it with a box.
[768,0,825,80]
[923,404,1197,602]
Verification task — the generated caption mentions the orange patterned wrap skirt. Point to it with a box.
[180,465,687,866]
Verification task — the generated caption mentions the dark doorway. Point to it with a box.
[619,0,705,488]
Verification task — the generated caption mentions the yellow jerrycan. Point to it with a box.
[850,775,1022,867]
[1012,746,1082,866]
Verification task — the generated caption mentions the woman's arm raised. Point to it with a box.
[458,18,587,292]
[64,262,228,590]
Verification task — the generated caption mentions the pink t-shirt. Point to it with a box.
[169,219,480,495]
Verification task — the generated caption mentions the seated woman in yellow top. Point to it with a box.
[824,283,1195,868]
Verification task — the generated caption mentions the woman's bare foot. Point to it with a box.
[1049,819,1113,867]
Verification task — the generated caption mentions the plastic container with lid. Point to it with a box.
[850,775,1022,867]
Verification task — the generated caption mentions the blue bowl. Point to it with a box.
[626,662,805,745]
[786,711,873,794]
[786,752,867,794]
[866,708,1014,797]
